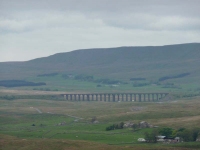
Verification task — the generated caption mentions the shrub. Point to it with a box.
[105,122,124,131]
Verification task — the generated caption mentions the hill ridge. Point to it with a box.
[0,43,200,85]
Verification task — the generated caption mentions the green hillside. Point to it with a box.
[0,43,200,92]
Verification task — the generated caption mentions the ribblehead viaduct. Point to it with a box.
[62,93,169,102]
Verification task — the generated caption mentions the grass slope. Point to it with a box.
[1,43,200,82]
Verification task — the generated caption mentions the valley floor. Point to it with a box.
[0,90,200,149]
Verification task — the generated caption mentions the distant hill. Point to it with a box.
[0,43,200,85]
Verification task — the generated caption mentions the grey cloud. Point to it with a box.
[1,0,200,30]
[1,0,200,15]
[0,0,200,61]
[0,12,104,33]
[102,14,200,31]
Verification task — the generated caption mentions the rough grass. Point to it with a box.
[1,74,199,93]
[1,134,199,150]
[0,95,200,149]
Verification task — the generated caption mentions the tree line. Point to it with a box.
[144,127,200,143]
[106,122,124,131]
[159,73,190,82]
[0,80,46,87]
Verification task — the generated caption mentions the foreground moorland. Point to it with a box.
[0,90,200,149]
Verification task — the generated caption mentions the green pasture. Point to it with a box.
[1,97,200,147]
[7,74,199,94]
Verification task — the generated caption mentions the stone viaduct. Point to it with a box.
[62,93,169,102]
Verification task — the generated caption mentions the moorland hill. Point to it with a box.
[0,43,200,85]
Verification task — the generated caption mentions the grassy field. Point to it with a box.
[2,135,200,150]
[1,74,200,95]
[1,90,200,149]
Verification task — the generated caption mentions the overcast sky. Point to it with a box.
[0,0,200,62]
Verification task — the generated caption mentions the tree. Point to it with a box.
[177,129,193,142]
[159,127,173,138]
[119,122,124,129]
[132,124,138,131]
[144,129,158,143]
[105,122,124,131]
[177,128,200,142]
[171,129,178,138]
[114,124,119,129]
[106,126,111,131]
[192,128,200,141]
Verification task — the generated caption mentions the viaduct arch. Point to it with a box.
[62,93,169,102]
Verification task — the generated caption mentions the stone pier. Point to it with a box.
[62,92,169,102]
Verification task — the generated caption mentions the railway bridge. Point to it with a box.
[62,92,169,102]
